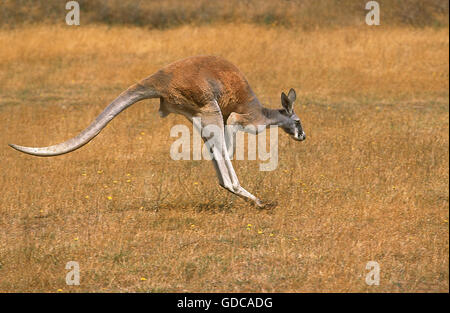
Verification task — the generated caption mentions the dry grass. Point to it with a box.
[0,23,448,292]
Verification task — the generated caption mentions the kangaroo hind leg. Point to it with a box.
[196,108,263,208]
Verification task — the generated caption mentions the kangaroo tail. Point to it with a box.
[9,83,159,157]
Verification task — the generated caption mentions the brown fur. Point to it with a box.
[141,55,262,121]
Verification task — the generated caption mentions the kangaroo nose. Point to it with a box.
[295,132,306,141]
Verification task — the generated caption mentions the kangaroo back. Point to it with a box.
[141,55,260,119]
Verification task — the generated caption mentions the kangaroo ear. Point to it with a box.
[288,88,296,103]
[281,92,293,113]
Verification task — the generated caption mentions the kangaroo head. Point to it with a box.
[279,88,306,141]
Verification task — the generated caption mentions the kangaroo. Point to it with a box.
[9,55,306,208]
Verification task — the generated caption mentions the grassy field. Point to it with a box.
[2,0,448,29]
[0,23,448,292]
